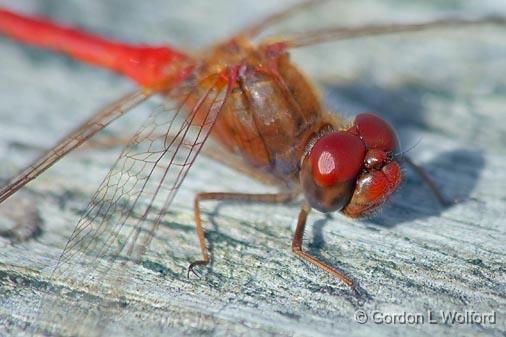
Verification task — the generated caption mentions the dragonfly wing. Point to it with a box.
[268,17,506,48]
[0,90,151,204]
[33,71,231,336]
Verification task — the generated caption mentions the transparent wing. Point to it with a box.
[268,16,506,48]
[33,71,231,336]
[0,90,151,204]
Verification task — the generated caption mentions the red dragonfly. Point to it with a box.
[0,1,503,304]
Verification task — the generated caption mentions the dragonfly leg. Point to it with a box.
[188,190,298,277]
[401,155,452,207]
[292,203,359,294]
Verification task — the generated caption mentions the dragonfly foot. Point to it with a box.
[187,260,208,278]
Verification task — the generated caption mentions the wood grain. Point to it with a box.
[0,1,505,336]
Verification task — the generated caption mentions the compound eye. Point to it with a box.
[355,113,398,151]
[309,132,366,187]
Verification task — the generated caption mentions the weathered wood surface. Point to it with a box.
[1,0,506,336]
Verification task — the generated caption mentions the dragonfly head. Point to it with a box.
[300,113,402,217]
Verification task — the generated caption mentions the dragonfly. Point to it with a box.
[0,1,504,333]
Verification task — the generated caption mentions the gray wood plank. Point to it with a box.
[0,1,505,336]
